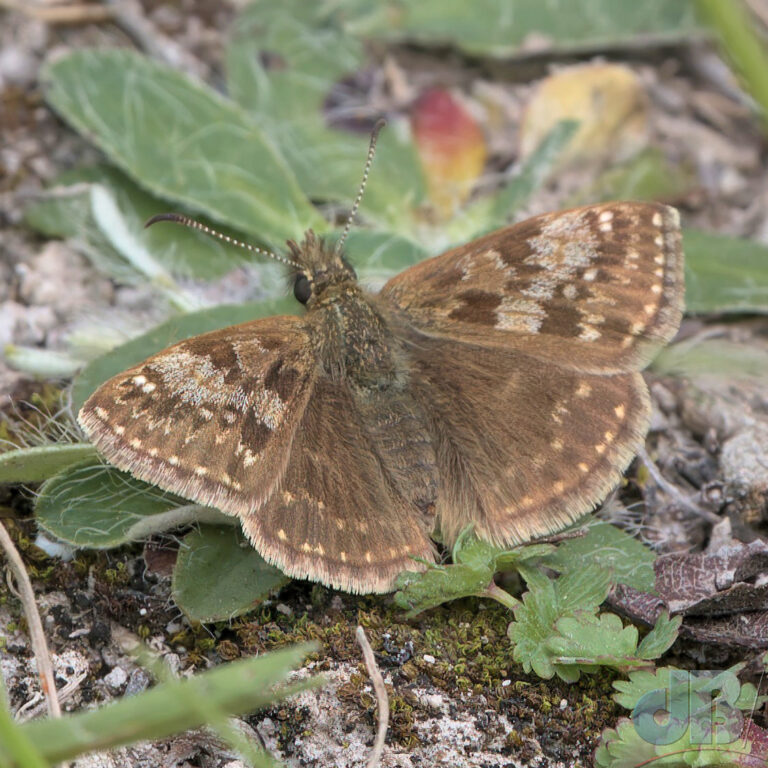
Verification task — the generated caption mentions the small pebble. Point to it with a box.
[560,699,568,709]
[501,679,511,687]
[422,654,436,664]
[104,666,128,691]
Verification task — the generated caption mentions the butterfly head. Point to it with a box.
[286,230,358,306]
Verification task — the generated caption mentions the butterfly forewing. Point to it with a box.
[382,201,683,374]
[78,316,316,516]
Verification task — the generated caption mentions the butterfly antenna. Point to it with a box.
[144,213,302,269]
[335,118,386,255]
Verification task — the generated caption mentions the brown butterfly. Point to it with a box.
[78,125,684,594]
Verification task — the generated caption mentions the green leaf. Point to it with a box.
[225,0,425,235]
[71,299,299,413]
[540,521,656,593]
[483,120,579,227]
[1,644,319,766]
[684,229,768,314]
[394,563,492,617]
[394,530,553,617]
[637,611,682,660]
[34,460,203,548]
[340,0,703,59]
[172,526,290,623]
[571,147,695,205]
[547,612,640,668]
[0,443,97,484]
[42,49,325,248]
[25,166,253,280]
[613,663,765,713]
[508,564,613,680]
[652,337,768,381]
[595,718,657,768]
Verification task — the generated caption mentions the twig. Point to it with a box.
[0,1,113,24]
[356,626,389,768]
[0,521,61,718]
[637,446,720,524]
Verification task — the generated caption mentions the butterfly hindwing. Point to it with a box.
[382,201,683,374]
[78,315,316,516]
[408,336,651,547]
[238,377,436,593]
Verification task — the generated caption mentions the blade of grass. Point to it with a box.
[1,645,319,766]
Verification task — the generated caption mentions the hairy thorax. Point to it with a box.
[310,282,438,516]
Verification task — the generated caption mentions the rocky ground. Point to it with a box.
[2,2,768,767]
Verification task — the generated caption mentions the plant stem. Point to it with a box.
[483,581,521,611]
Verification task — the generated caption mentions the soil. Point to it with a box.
[1,2,768,767]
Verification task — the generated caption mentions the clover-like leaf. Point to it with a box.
[172,526,290,623]
[508,564,612,680]
[547,613,640,668]
[541,521,656,593]
[636,611,682,660]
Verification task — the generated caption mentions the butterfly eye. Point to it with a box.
[293,274,312,304]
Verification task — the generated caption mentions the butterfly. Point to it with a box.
[78,125,684,594]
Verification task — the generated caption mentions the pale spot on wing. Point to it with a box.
[576,382,592,398]
[129,438,142,449]
[614,404,626,418]
[340,551,347,562]
[277,529,287,541]
[551,438,564,451]
[583,268,597,281]
[578,462,590,473]
[301,542,311,553]
[168,455,179,466]
[563,284,578,300]
[652,212,663,227]
[604,430,616,444]
[365,552,372,563]
[142,382,156,393]
[595,444,606,455]
[651,284,663,294]
[149,448,158,457]
[654,254,665,265]
[644,304,656,315]
[599,210,614,223]
[132,375,147,386]
[579,326,601,342]
[654,235,664,247]
[114,425,125,435]
[95,406,109,419]
[654,268,664,277]
[194,466,208,476]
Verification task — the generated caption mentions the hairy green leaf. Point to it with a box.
[34,460,222,548]
[226,0,425,236]
[43,49,325,249]
[0,443,97,484]
[340,0,703,58]
[684,229,768,314]
[172,526,290,623]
